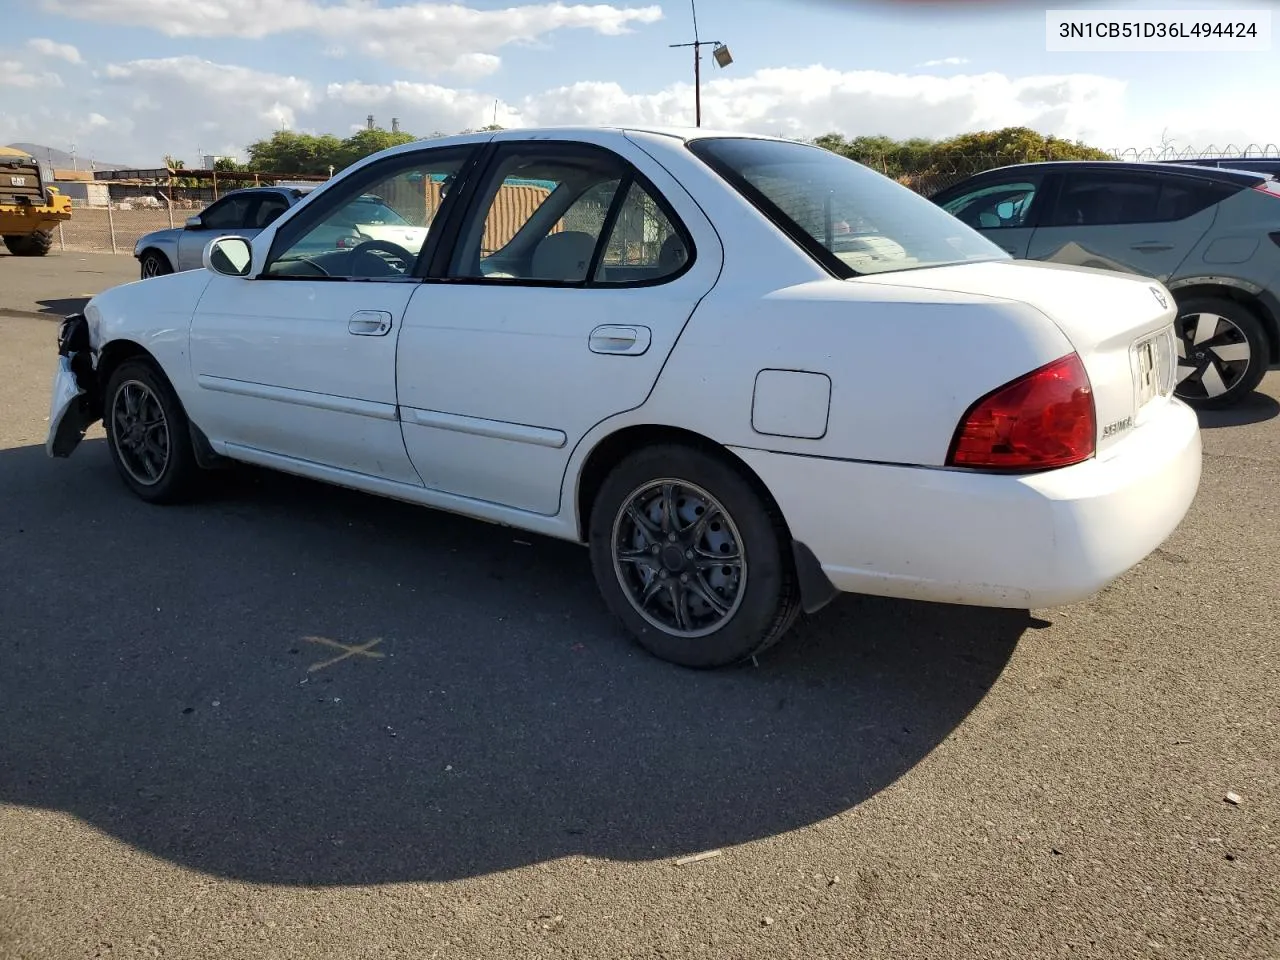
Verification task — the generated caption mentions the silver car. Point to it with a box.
[930,160,1280,408]
[134,186,312,278]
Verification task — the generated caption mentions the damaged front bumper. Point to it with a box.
[46,312,102,458]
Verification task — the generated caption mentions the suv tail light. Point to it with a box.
[1253,180,1280,199]
[947,353,1096,472]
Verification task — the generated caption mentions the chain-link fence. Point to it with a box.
[48,145,1280,258]
[54,205,175,255]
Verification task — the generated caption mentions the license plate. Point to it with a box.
[1134,329,1173,409]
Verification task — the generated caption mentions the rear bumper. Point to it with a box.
[734,399,1202,610]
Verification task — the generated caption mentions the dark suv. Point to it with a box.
[930,160,1280,408]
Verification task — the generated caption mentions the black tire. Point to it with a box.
[1173,296,1270,409]
[103,359,203,504]
[2,230,53,256]
[587,443,802,669]
[139,249,173,279]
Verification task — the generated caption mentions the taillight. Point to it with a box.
[1253,180,1280,197]
[947,353,1096,472]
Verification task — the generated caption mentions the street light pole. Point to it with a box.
[669,0,731,128]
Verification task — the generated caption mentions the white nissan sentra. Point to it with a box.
[46,126,1202,668]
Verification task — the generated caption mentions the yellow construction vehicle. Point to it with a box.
[0,146,72,256]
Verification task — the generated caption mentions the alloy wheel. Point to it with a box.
[1175,311,1252,401]
[611,479,748,638]
[110,380,171,486]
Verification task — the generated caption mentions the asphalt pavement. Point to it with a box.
[1,254,1277,959]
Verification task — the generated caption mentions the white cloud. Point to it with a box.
[0,58,63,89]
[920,57,970,67]
[11,52,1272,167]
[37,0,663,76]
[26,38,83,64]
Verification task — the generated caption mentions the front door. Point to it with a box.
[396,136,724,516]
[934,173,1050,259]
[1025,168,1226,280]
[185,144,480,483]
[176,192,263,271]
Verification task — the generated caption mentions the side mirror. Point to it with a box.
[995,200,1016,221]
[185,215,203,229]
[203,236,254,277]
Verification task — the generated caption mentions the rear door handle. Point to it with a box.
[349,310,393,336]
[1131,241,1174,252]
[589,324,651,356]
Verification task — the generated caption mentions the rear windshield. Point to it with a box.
[687,137,1009,277]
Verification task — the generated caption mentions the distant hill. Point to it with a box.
[6,142,136,173]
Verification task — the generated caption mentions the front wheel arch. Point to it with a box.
[137,248,174,278]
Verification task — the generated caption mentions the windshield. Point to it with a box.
[333,196,412,228]
[687,137,1009,277]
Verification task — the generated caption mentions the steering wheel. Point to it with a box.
[348,239,417,276]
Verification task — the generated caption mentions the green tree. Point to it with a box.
[812,126,1112,193]
[332,128,417,170]
[243,124,509,174]
[245,130,344,174]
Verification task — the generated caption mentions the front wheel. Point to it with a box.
[587,444,801,669]
[1173,296,1270,409]
[103,359,203,504]
[139,250,173,279]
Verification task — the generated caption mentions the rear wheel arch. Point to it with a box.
[1170,282,1278,363]
[574,424,790,543]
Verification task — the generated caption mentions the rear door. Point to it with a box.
[933,171,1053,258]
[1025,169,1231,281]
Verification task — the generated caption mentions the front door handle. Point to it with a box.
[349,310,393,336]
[589,324,651,356]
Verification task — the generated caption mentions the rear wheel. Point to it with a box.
[587,444,801,669]
[2,230,54,256]
[103,359,203,504]
[1173,296,1269,409]
[139,250,173,279]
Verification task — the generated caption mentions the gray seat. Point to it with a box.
[530,231,598,281]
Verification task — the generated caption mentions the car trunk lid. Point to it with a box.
[852,258,1180,458]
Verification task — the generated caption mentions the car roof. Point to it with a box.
[959,159,1267,187]
[356,125,797,162]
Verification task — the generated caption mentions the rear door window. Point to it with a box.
[1046,171,1236,226]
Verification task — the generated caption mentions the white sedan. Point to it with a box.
[46,126,1202,668]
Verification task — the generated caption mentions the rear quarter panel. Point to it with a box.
[1174,186,1280,292]
[632,277,1075,467]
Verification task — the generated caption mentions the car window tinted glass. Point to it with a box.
[448,146,628,282]
[201,195,254,230]
[688,137,1007,276]
[594,182,690,284]
[253,195,291,228]
[265,151,469,280]
[941,181,1039,229]
[1045,172,1234,227]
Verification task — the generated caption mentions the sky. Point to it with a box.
[2,0,1278,168]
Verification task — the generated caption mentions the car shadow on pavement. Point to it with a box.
[0,440,1026,886]
[35,297,92,318]
[1195,390,1280,429]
